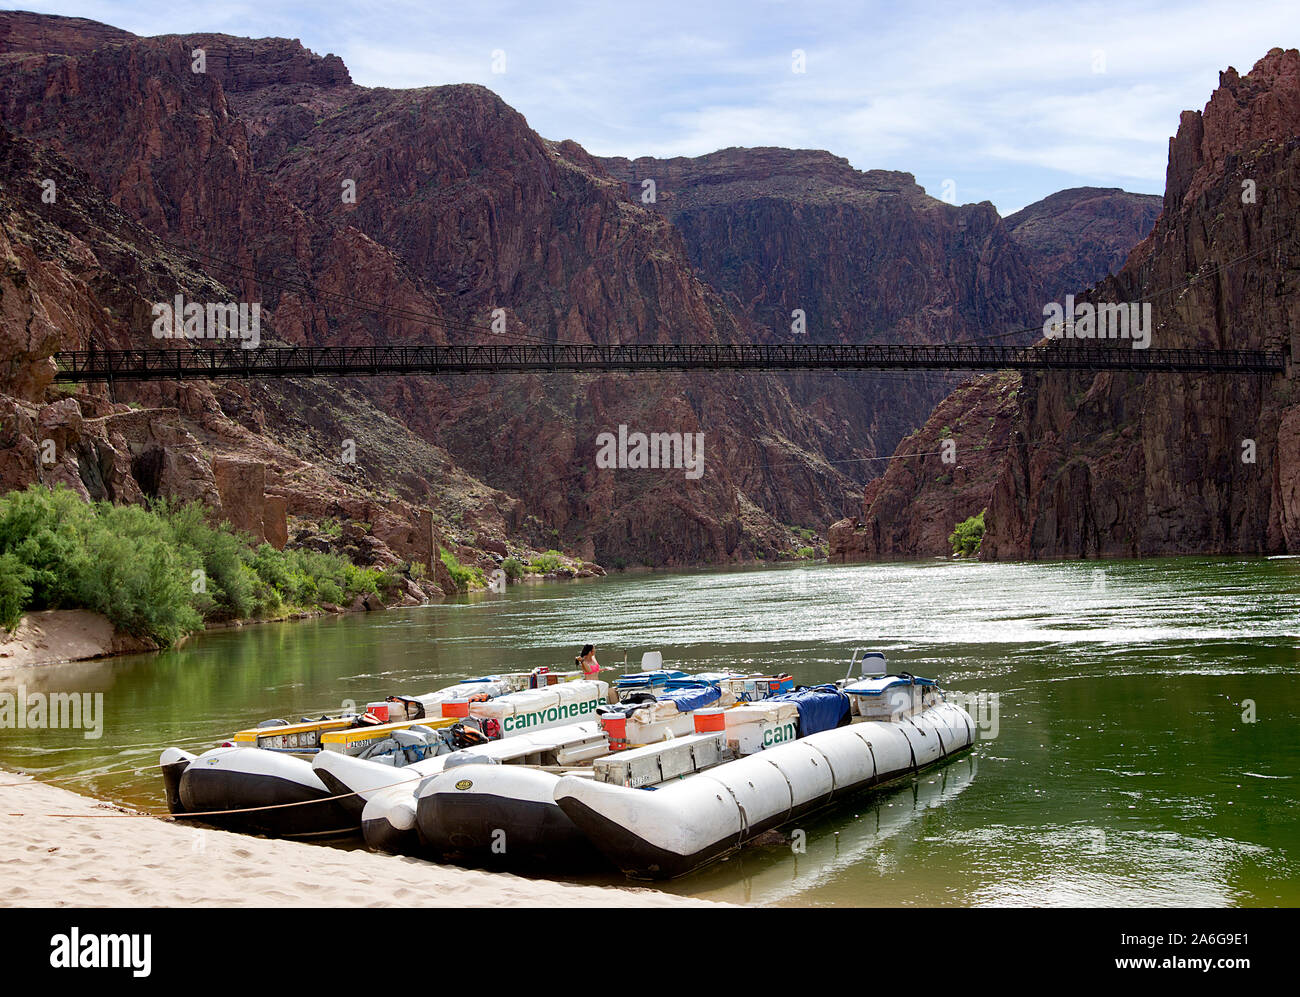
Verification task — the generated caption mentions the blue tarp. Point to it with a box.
[616,669,687,686]
[616,670,687,690]
[656,684,722,712]
[665,673,732,690]
[765,684,851,736]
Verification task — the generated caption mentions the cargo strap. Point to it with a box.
[713,778,751,838]
[855,730,879,783]
[900,720,919,772]
[958,705,972,745]
[762,757,797,827]
[806,742,838,799]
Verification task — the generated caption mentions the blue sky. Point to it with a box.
[17,1,1300,212]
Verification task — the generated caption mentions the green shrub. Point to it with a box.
[0,484,388,645]
[440,549,484,592]
[0,484,90,609]
[0,551,33,631]
[529,549,563,574]
[948,510,986,558]
[317,578,344,604]
[502,556,523,580]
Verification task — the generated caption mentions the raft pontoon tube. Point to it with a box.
[554,699,973,879]
[353,718,609,855]
[412,730,730,867]
[155,674,542,837]
[160,744,359,838]
[160,717,469,835]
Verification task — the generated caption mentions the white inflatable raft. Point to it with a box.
[404,681,823,868]
[554,699,973,879]
[157,674,597,838]
[352,678,732,860]
[321,718,610,854]
[310,680,610,852]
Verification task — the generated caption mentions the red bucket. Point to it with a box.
[693,708,726,733]
[601,714,628,751]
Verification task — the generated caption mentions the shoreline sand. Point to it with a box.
[0,771,721,908]
[0,605,380,673]
[0,609,160,672]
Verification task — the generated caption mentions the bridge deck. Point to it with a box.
[51,342,1286,382]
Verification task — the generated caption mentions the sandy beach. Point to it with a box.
[0,771,720,907]
[0,610,158,671]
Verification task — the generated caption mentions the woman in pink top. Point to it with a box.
[576,644,601,677]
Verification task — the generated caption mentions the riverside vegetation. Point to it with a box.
[949,510,986,558]
[0,484,408,646]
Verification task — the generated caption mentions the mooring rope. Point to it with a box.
[1,767,427,820]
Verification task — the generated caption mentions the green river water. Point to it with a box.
[2,557,1297,906]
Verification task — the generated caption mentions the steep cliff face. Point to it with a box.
[598,150,1163,477]
[988,48,1300,559]
[0,123,480,587]
[598,149,1036,467]
[1005,187,1164,300]
[828,372,1020,561]
[600,149,1035,349]
[238,86,863,558]
[843,48,1300,561]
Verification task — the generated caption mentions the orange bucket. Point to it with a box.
[693,708,726,733]
[441,699,470,718]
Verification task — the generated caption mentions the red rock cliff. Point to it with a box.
[843,48,1300,561]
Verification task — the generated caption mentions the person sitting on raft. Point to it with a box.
[576,644,601,677]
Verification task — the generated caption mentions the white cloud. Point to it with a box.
[18,0,1300,211]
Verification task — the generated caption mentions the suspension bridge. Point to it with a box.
[50,341,1287,383]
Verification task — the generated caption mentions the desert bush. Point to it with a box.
[0,485,386,644]
[948,510,986,558]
